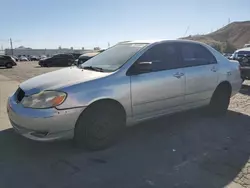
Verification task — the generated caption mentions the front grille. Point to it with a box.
[15,88,25,103]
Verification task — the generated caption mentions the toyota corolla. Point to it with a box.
[7,40,242,150]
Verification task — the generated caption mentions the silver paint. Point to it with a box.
[7,40,242,141]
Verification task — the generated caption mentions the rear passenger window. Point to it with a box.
[137,43,181,72]
[180,43,217,67]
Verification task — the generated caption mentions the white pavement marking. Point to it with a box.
[0,74,19,130]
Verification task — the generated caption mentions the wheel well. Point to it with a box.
[216,81,232,95]
[81,99,126,122]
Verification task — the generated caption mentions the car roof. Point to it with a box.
[235,47,250,52]
[123,39,205,45]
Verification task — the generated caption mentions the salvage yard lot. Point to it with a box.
[0,62,250,188]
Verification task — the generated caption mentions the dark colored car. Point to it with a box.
[0,55,17,68]
[75,52,100,66]
[38,54,76,67]
[231,48,250,80]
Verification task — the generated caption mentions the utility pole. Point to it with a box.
[183,26,190,37]
[10,38,13,55]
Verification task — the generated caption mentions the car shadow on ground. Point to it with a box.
[0,110,249,188]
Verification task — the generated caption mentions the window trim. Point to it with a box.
[178,43,217,68]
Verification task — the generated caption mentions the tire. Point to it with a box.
[208,84,231,116]
[74,102,125,150]
[5,62,13,68]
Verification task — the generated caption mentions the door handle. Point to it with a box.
[211,67,217,72]
[173,72,184,78]
[227,71,231,76]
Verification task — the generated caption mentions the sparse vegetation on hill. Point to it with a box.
[182,21,250,53]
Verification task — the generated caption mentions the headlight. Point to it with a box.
[21,90,67,109]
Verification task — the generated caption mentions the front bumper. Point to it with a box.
[7,94,85,142]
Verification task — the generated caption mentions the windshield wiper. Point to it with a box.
[82,66,104,72]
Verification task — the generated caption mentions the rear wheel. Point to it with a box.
[5,62,12,68]
[208,84,231,116]
[74,101,125,150]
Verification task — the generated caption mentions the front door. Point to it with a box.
[129,43,185,120]
[178,42,219,106]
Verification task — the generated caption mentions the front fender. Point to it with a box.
[56,77,132,117]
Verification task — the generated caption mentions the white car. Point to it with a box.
[19,56,29,61]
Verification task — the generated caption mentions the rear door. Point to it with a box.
[59,54,73,66]
[51,55,63,66]
[178,42,219,106]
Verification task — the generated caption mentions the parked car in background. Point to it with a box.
[0,55,17,68]
[71,53,82,59]
[244,44,250,48]
[29,55,40,61]
[223,53,232,59]
[75,52,100,66]
[39,55,47,60]
[38,53,75,67]
[19,56,29,61]
[7,40,242,150]
[12,56,19,61]
[231,47,250,80]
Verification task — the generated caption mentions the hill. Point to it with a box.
[182,21,250,52]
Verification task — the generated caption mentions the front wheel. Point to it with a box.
[74,103,125,150]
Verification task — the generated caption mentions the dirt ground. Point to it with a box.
[0,62,250,188]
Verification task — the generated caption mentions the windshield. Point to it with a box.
[80,43,147,72]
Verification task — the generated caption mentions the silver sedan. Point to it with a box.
[7,40,242,150]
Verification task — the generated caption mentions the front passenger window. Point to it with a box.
[136,43,180,72]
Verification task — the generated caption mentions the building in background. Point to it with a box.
[4,46,94,57]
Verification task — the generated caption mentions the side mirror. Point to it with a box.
[132,61,153,75]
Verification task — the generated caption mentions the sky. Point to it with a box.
[1,0,250,49]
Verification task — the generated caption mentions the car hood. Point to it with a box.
[20,67,112,95]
